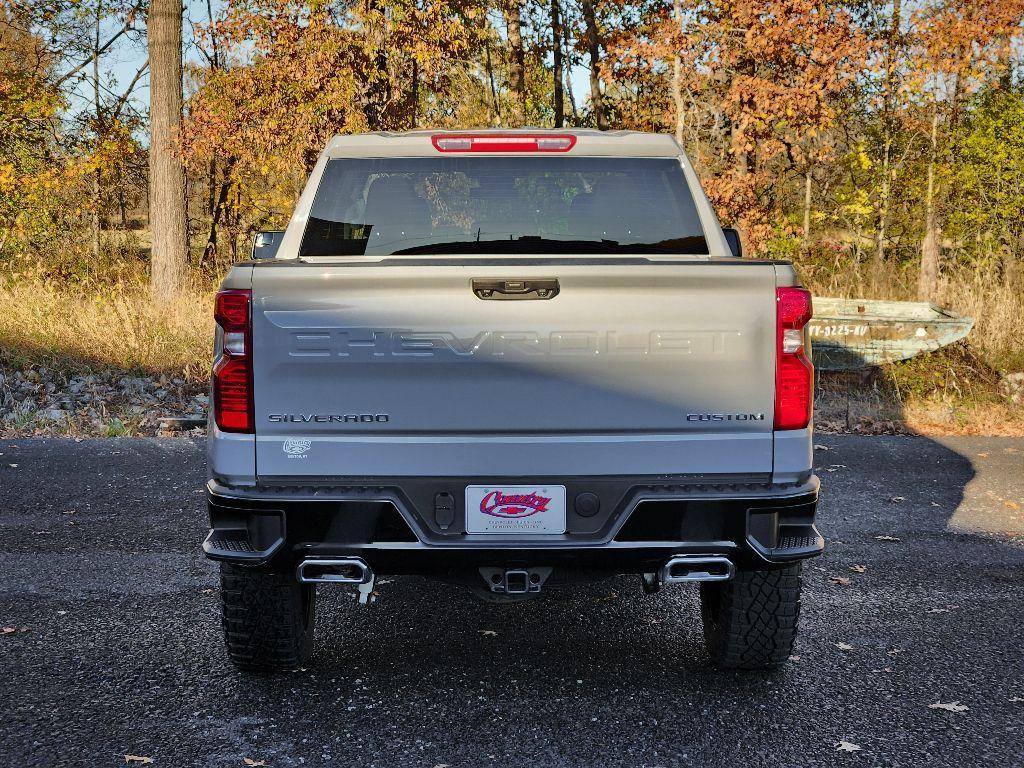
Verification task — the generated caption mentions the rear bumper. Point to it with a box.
[203,474,822,574]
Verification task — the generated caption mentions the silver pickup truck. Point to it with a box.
[204,129,822,672]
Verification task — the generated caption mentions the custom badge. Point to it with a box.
[479,490,552,519]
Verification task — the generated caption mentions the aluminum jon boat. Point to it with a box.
[809,298,974,370]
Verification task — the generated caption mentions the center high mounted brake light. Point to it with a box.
[431,134,577,153]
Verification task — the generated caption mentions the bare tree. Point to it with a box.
[551,0,564,127]
[148,0,187,303]
[503,0,527,126]
[92,0,103,260]
[580,0,606,129]
[918,100,940,300]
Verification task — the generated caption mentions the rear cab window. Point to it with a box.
[299,157,707,257]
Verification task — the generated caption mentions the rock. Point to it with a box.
[999,372,1024,402]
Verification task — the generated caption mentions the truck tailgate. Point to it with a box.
[251,260,778,479]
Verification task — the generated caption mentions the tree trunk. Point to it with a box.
[148,0,188,304]
[581,0,607,129]
[871,0,901,294]
[918,103,941,300]
[671,0,684,144]
[204,158,235,264]
[563,17,579,122]
[92,0,103,261]
[484,36,502,125]
[362,0,391,129]
[410,56,419,129]
[802,168,813,249]
[503,0,527,126]
[551,0,564,128]
[871,137,891,289]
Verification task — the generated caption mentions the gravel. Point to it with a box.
[0,366,207,437]
[1,435,1022,767]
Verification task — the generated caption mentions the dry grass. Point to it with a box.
[934,276,1024,373]
[815,345,1024,436]
[0,270,1020,436]
[0,281,214,381]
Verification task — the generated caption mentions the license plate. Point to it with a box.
[465,485,567,534]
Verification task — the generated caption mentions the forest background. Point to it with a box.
[2,0,1023,434]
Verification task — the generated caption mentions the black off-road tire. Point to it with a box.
[220,563,315,672]
[699,563,802,669]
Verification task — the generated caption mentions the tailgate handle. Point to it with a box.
[472,278,559,300]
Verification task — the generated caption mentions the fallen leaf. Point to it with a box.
[836,642,855,651]
[977,452,989,458]
[243,759,266,767]
[124,757,154,765]
[874,535,901,542]
[829,576,852,586]
[813,444,831,451]
[928,701,968,713]
[201,588,213,595]
[835,741,861,753]
[850,564,867,573]
[788,655,801,661]
[1,627,16,634]
[7,464,17,468]
[1004,500,1020,510]
[479,630,498,637]
[890,496,905,503]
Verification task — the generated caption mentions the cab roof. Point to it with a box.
[323,129,683,158]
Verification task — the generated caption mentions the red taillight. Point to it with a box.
[215,290,250,331]
[774,287,813,431]
[431,134,577,153]
[213,289,253,433]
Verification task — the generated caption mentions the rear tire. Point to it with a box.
[699,563,802,669]
[220,563,315,671]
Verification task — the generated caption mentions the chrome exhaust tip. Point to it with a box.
[297,557,373,585]
[659,555,735,584]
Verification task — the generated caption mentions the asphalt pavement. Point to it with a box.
[1,435,1022,768]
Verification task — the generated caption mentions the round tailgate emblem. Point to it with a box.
[282,438,312,456]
